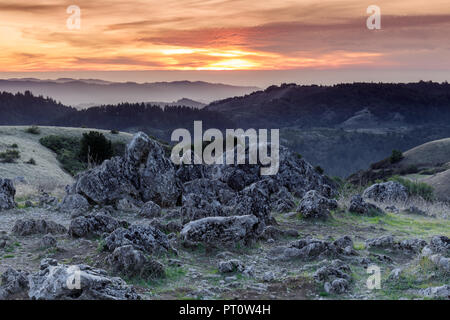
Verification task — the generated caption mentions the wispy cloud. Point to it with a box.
[0,0,449,71]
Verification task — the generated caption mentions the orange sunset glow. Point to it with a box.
[0,0,449,73]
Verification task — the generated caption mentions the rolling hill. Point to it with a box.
[0,126,133,196]
[0,78,259,107]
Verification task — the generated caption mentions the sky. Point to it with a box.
[0,0,449,86]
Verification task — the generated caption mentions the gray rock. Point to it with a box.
[12,219,67,236]
[180,215,262,246]
[365,236,395,249]
[69,214,127,238]
[104,225,171,254]
[363,181,408,203]
[404,206,427,216]
[64,132,180,208]
[270,237,355,261]
[116,198,140,212]
[0,268,29,300]
[385,205,399,213]
[28,258,140,300]
[0,178,15,211]
[324,278,349,294]
[58,194,90,214]
[39,234,57,248]
[388,268,403,281]
[107,245,165,279]
[218,259,245,273]
[297,190,337,220]
[349,194,383,215]
[139,201,161,218]
[333,236,353,249]
[418,285,450,299]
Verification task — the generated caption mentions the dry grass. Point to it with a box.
[401,137,450,168]
[337,186,450,220]
[0,126,133,194]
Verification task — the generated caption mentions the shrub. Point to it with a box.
[389,149,404,164]
[79,131,114,164]
[0,149,20,163]
[40,135,85,175]
[400,165,419,175]
[110,129,119,134]
[9,143,18,148]
[389,176,434,201]
[25,126,41,135]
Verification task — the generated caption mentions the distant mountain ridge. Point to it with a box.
[0,78,259,107]
[206,81,450,129]
[3,81,450,177]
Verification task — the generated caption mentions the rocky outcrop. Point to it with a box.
[69,214,128,238]
[39,234,57,248]
[12,219,67,236]
[363,181,408,203]
[65,132,181,208]
[106,245,165,279]
[61,132,336,230]
[314,260,351,294]
[366,236,427,254]
[297,190,338,219]
[138,201,161,218]
[0,178,15,211]
[421,236,450,272]
[28,258,140,300]
[418,285,450,299]
[104,225,171,254]
[180,215,262,246]
[348,195,383,215]
[218,259,246,273]
[269,236,357,261]
[0,268,29,300]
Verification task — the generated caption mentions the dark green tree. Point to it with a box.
[79,131,113,164]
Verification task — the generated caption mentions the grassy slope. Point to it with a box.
[401,137,450,168]
[0,126,133,194]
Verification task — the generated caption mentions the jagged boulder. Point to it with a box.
[314,260,351,295]
[181,178,234,223]
[362,181,408,203]
[104,225,171,254]
[69,214,128,238]
[12,219,67,236]
[58,194,90,214]
[297,190,338,219]
[218,259,246,273]
[138,201,161,218]
[421,236,450,272]
[0,178,15,211]
[269,187,296,213]
[180,215,261,246]
[28,258,140,300]
[64,132,181,208]
[39,234,57,248]
[106,245,165,279]
[228,182,272,224]
[0,268,29,300]
[349,194,383,215]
